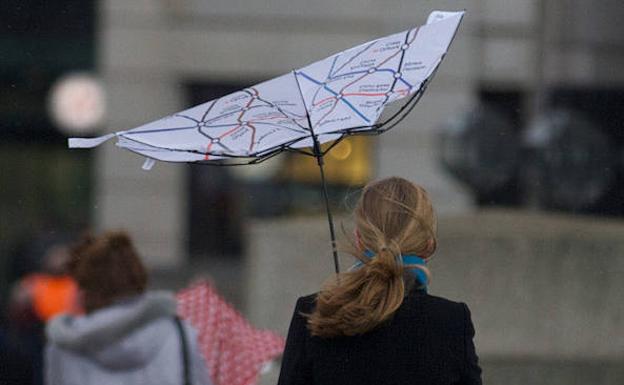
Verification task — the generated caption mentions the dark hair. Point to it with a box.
[69,231,148,313]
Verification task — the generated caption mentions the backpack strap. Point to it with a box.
[174,316,191,385]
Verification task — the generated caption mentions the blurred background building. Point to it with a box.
[1,0,623,384]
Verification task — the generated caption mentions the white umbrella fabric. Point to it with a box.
[70,10,465,273]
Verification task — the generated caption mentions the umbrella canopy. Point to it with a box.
[69,10,464,165]
[70,10,465,273]
[177,281,285,385]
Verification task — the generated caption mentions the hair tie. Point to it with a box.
[352,250,428,288]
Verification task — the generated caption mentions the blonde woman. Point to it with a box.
[278,177,482,385]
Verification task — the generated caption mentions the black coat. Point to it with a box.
[277,288,482,385]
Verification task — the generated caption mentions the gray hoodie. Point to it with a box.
[45,291,212,385]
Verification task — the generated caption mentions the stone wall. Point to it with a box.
[244,210,624,384]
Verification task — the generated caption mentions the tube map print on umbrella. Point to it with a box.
[69,11,464,166]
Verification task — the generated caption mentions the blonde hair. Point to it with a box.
[306,177,437,338]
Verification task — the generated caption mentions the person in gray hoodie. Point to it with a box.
[45,231,212,385]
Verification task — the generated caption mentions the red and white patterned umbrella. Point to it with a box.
[177,281,285,385]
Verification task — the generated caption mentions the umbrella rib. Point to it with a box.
[201,100,217,122]
[244,88,309,131]
[331,40,377,78]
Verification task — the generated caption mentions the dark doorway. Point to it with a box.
[186,82,252,259]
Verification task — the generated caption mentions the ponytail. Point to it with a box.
[306,177,436,338]
[306,236,407,338]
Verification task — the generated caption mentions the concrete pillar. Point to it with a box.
[97,0,187,267]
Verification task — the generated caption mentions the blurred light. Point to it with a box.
[283,136,372,186]
[329,140,352,161]
[48,72,106,136]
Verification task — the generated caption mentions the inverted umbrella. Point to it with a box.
[177,281,285,385]
[70,10,465,273]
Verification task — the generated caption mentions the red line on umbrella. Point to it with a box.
[314,98,339,127]
[204,124,243,160]
[237,94,256,121]
[342,92,386,97]
[313,96,337,106]
[248,115,283,123]
[219,124,243,139]
[248,123,256,152]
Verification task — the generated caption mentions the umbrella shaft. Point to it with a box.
[312,137,340,274]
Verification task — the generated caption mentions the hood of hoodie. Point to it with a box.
[46,291,178,371]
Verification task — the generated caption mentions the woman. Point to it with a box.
[278,177,482,385]
[45,231,212,385]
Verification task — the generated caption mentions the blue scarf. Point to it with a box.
[350,250,428,288]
